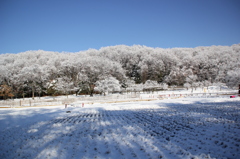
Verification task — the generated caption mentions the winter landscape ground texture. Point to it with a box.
[0,95,239,159]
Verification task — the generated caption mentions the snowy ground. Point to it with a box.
[0,96,239,159]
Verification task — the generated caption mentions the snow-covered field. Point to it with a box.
[0,96,239,159]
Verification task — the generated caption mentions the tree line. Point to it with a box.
[0,44,239,99]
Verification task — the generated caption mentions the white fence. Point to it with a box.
[0,93,141,108]
[156,91,238,99]
[0,91,238,108]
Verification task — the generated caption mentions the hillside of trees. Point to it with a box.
[0,44,240,99]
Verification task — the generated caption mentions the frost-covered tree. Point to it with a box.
[192,82,201,90]
[0,44,239,99]
[95,77,121,95]
[144,80,159,92]
[122,79,135,93]
[185,75,198,92]
[164,66,191,86]
[225,68,240,89]
[19,64,44,99]
[183,83,191,90]
[202,80,212,89]
[54,77,74,97]
[160,83,168,90]
[138,53,164,83]
[79,57,125,96]
[58,56,84,95]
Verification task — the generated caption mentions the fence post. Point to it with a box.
[20,100,22,107]
[239,84,240,96]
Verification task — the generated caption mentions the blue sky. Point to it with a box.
[1,0,240,54]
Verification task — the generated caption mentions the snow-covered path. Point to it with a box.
[0,97,239,159]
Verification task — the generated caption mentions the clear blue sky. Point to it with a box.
[1,0,240,54]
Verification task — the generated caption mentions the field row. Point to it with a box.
[0,100,239,159]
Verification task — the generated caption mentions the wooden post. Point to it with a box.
[20,100,22,107]
[238,84,240,95]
